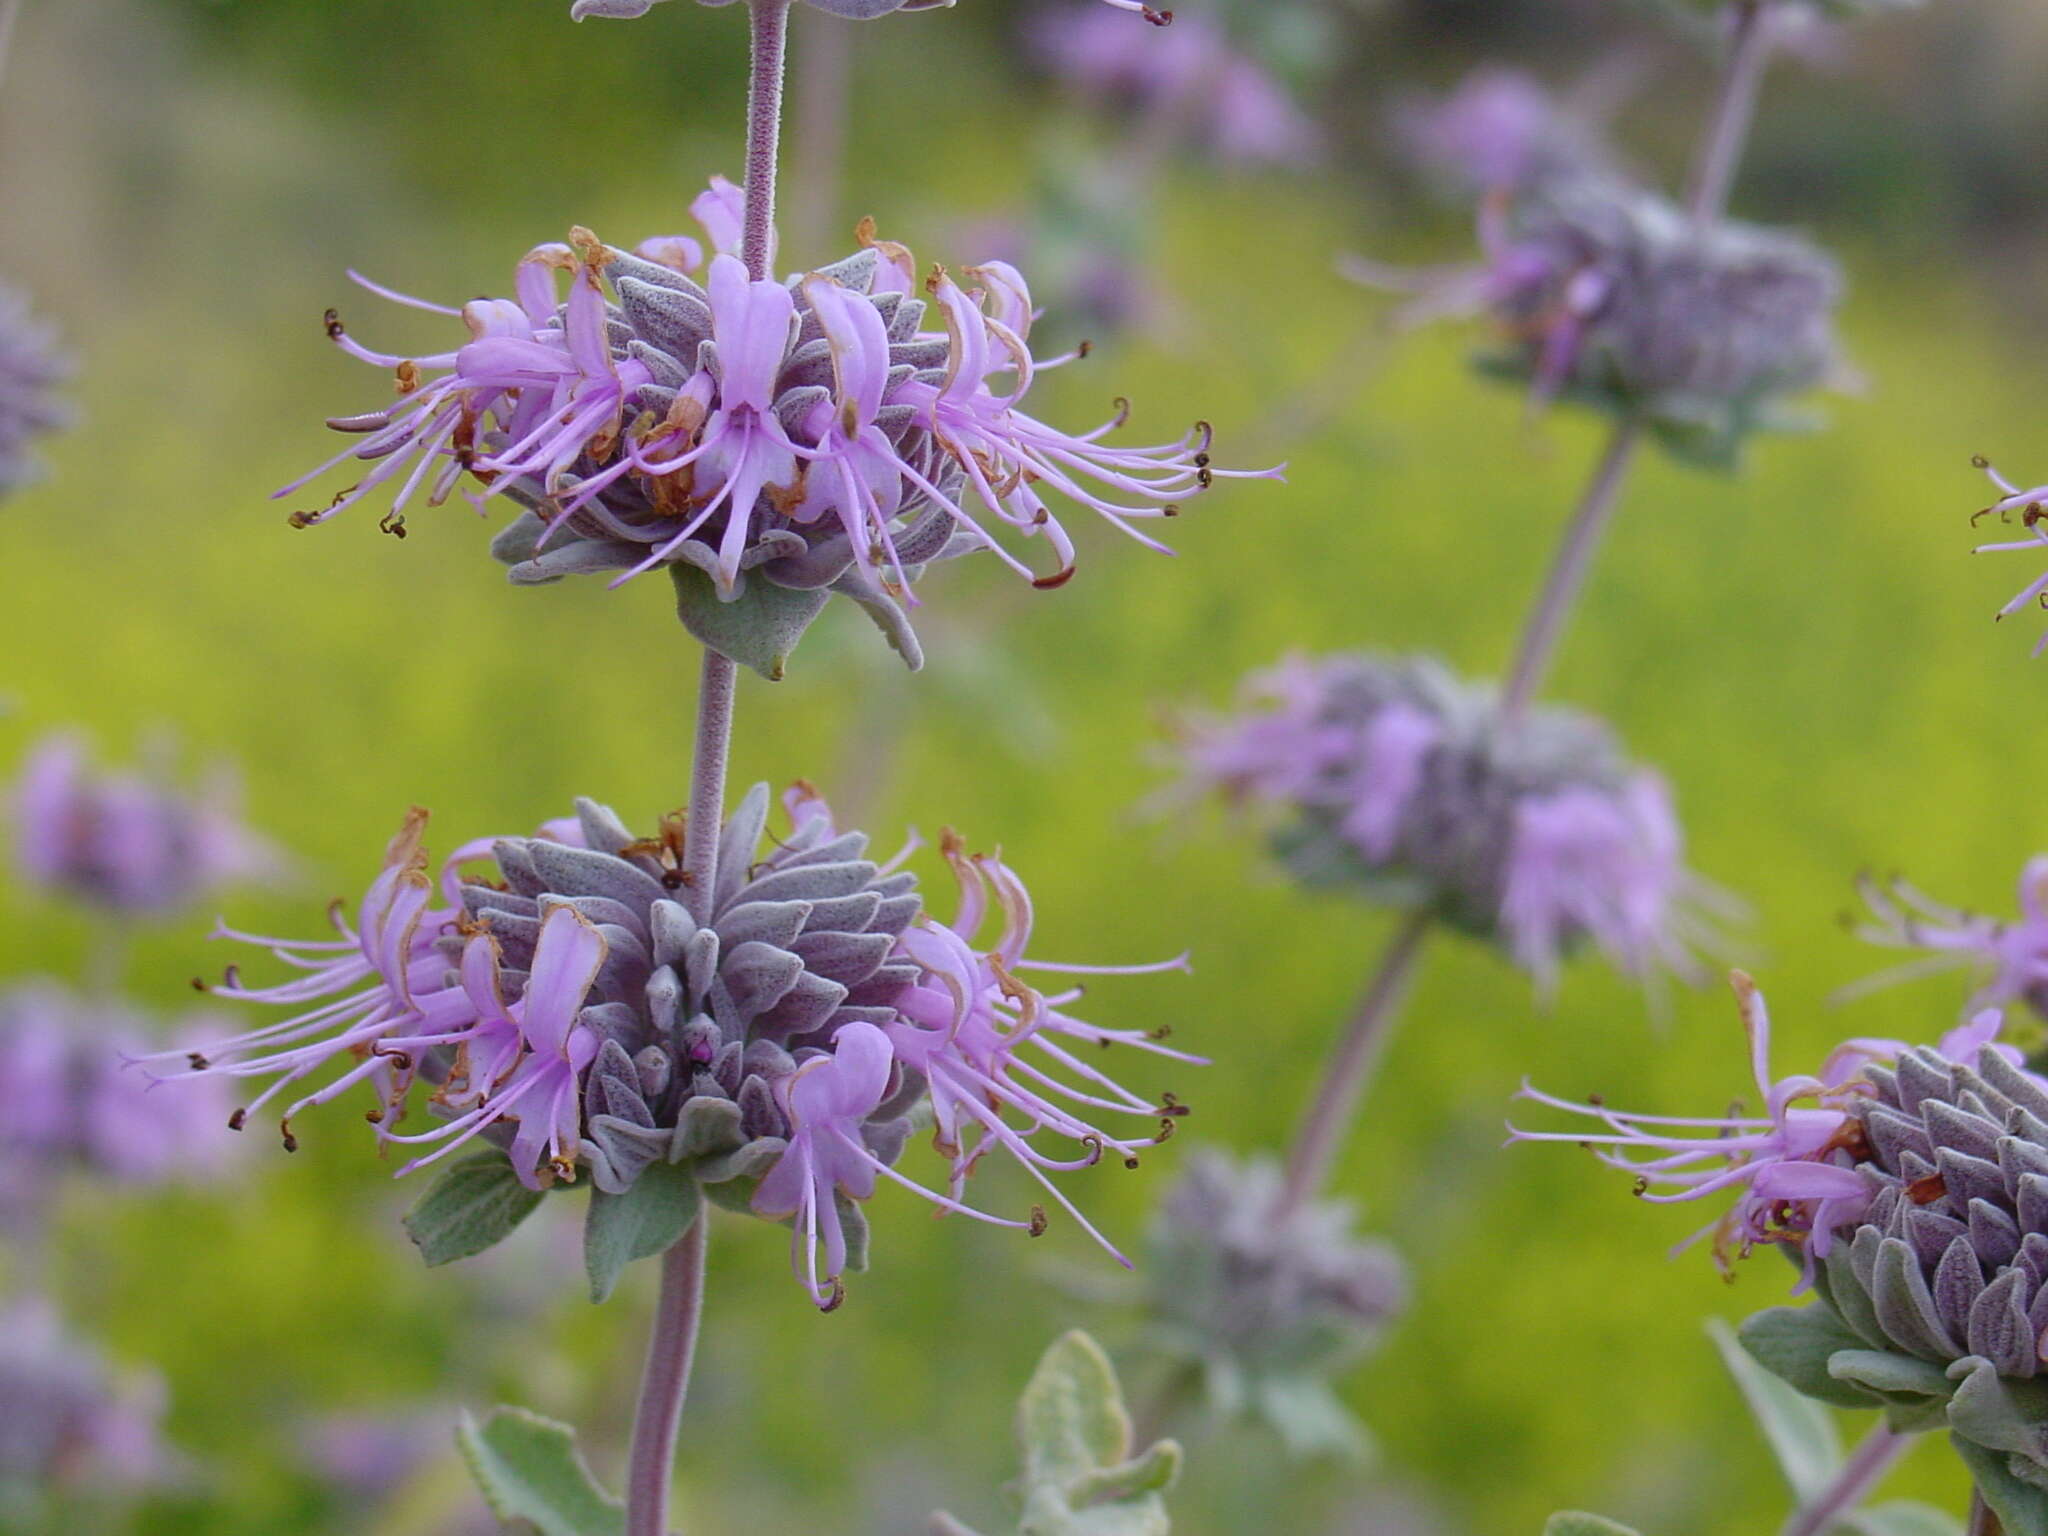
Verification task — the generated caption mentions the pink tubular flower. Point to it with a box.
[374,906,607,1188]
[1508,973,2027,1284]
[880,831,1198,1267]
[1848,857,2048,1021]
[1969,456,2048,653]
[132,809,564,1168]
[752,1019,1037,1310]
[280,185,1269,632]
[13,731,283,918]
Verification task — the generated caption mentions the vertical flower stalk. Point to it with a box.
[1780,1425,1909,1536]
[624,8,790,1533]
[1273,1,1780,1220]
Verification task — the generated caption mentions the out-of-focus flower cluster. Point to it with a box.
[1391,67,1618,200]
[1361,63,1845,467]
[156,784,1197,1308]
[286,181,1263,673]
[1175,653,1723,993]
[13,732,283,919]
[1140,1148,1406,1458]
[0,982,238,1224]
[0,1298,172,1499]
[1030,1,1327,170]
[0,282,71,502]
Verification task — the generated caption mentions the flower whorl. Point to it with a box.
[159,784,1195,1305]
[1179,653,1719,989]
[0,283,70,501]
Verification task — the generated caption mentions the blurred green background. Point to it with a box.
[4,0,2048,1531]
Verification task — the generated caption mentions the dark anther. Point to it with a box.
[1973,454,1992,469]
[1142,5,1172,24]
[821,1280,847,1313]
[1155,1116,1176,1142]
[1161,504,1180,518]
[1196,466,1213,489]
[1631,1175,1649,1196]
[1028,1205,1049,1237]
[1076,339,1093,358]
[189,976,208,992]
[379,510,408,540]
[227,1108,247,1132]
[1080,1134,1104,1165]
[372,1045,414,1070]
[1194,452,1210,468]
[1032,566,1078,590]
[324,308,345,340]
[186,1052,210,1071]
[1160,1092,1189,1117]
[1124,1155,1141,1170]
[281,1122,300,1153]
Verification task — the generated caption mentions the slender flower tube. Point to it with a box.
[1967,456,2048,655]
[148,786,1195,1306]
[1509,973,2029,1284]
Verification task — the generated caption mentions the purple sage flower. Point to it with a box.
[150,785,1196,1307]
[1031,5,1319,169]
[1347,175,1844,465]
[0,1298,171,1491]
[1510,972,2029,1285]
[0,282,71,501]
[1173,653,1725,994]
[1966,456,2048,654]
[1849,859,2048,1022]
[12,731,284,918]
[283,194,1266,668]
[0,983,239,1216]
[1390,67,1614,198]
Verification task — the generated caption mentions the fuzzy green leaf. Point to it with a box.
[583,1164,700,1305]
[670,563,828,682]
[455,1406,624,1536]
[1739,1304,1884,1411]
[1711,1317,1843,1501]
[1950,1434,2048,1536]
[403,1152,544,1268]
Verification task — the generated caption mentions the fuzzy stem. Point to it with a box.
[1969,1491,2003,1536]
[741,0,792,284]
[1497,417,1644,720]
[685,649,739,903]
[623,1215,711,1536]
[1779,1424,1910,1536]
[1271,0,1781,1213]
[0,0,22,92]
[1276,911,1432,1217]
[1687,0,1774,226]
